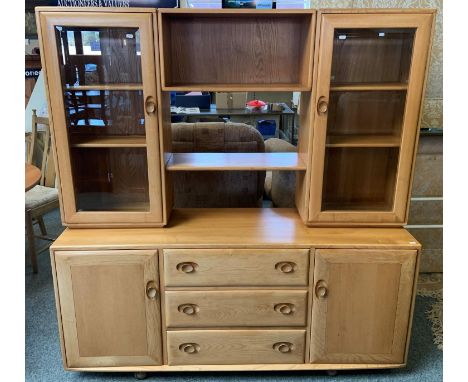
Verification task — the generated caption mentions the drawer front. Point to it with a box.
[163,249,309,287]
[165,290,308,328]
[167,329,306,365]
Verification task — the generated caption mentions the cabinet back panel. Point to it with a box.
[161,14,313,86]
[327,91,406,136]
[322,147,399,211]
[70,147,150,211]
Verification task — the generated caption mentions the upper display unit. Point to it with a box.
[158,9,316,91]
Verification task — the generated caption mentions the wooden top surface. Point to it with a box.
[52,209,420,250]
[25,163,41,191]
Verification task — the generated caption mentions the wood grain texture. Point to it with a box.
[330,83,408,91]
[51,208,421,250]
[165,290,308,328]
[163,248,309,287]
[54,250,162,367]
[166,153,306,171]
[166,329,306,365]
[159,11,315,89]
[25,164,41,191]
[326,135,400,148]
[310,249,416,364]
[70,136,147,148]
[64,362,405,372]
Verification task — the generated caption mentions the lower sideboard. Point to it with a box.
[49,208,420,373]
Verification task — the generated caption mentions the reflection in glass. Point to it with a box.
[71,148,149,212]
[331,28,415,84]
[55,26,142,86]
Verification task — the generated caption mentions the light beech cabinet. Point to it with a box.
[35,5,434,377]
[49,209,421,372]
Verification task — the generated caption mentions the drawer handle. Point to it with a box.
[176,262,198,274]
[145,281,158,300]
[178,303,199,315]
[179,343,200,354]
[315,279,328,299]
[273,342,294,353]
[275,261,297,274]
[274,303,295,315]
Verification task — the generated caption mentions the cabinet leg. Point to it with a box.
[134,372,147,380]
[326,370,338,376]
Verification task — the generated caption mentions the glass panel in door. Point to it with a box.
[54,26,150,212]
[321,28,416,212]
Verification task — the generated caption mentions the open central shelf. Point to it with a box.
[166,153,307,171]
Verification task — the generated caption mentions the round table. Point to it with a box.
[25,163,41,191]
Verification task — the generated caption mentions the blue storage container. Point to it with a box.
[256,120,276,139]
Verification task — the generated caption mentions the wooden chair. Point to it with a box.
[25,110,59,273]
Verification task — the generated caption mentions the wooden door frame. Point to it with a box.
[53,249,162,368]
[308,11,434,226]
[309,248,417,364]
[37,10,164,226]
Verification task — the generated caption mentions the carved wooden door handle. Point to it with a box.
[273,342,294,353]
[178,303,199,315]
[176,262,198,273]
[317,96,328,115]
[179,343,200,354]
[145,281,158,300]
[274,303,295,315]
[145,96,156,115]
[275,261,297,274]
[315,279,328,299]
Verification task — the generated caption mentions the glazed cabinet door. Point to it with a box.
[308,11,434,225]
[54,250,162,368]
[37,10,164,226]
[310,249,417,364]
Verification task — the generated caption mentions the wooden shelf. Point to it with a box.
[70,136,146,148]
[64,84,143,91]
[326,135,401,148]
[162,84,311,92]
[330,83,408,92]
[159,11,314,90]
[166,153,307,171]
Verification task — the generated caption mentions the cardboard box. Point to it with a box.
[216,92,247,109]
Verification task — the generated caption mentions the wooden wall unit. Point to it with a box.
[34,6,435,377]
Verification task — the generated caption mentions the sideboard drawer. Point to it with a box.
[163,249,309,287]
[167,329,306,365]
[165,290,308,328]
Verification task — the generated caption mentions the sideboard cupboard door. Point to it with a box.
[37,10,165,227]
[308,11,435,225]
[310,249,417,364]
[54,250,162,368]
